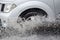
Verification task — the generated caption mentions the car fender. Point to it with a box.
[9,1,56,22]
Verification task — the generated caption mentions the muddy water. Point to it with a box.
[0,23,60,40]
[0,15,60,40]
[16,15,52,32]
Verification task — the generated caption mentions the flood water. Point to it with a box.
[0,15,60,40]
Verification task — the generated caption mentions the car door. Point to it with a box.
[54,0,60,20]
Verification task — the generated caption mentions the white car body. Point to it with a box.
[0,0,60,27]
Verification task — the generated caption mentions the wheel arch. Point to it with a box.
[9,1,56,22]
